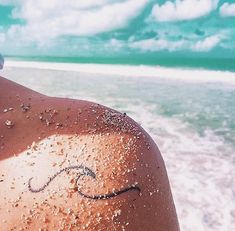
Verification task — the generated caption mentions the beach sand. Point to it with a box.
[1,61,235,231]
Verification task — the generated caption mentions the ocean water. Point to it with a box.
[6,56,235,73]
[1,66,235,231]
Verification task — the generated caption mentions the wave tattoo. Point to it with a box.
[28,165,141,199]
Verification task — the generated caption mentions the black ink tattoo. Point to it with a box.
[28,165,140,199]
[28,165,94,193]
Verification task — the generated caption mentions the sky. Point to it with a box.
[0,0,235,62]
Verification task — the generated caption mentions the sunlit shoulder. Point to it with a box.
[0,77,179,230]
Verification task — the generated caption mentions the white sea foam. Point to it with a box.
[126,103,235,231]
[4,60,235,85]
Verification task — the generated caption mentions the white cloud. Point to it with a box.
[129,33,224,53]
[220,3,235,17]
[151,0,218,22]
[8,0,147,43]
[129,38,187,52]
[191,35,222,52]
[0,0,112,7]
[0,0,15,5]
[109,39,123,48]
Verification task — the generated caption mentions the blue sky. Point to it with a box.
[0,0,235,59]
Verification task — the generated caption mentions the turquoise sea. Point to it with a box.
[5,55,235,72]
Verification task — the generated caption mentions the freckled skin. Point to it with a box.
[0,76,180,231]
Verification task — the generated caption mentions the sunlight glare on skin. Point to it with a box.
[0,134,145,230]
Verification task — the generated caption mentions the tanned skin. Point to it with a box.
[0,76,180,231]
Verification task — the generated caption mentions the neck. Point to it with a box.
[0,76,41,112]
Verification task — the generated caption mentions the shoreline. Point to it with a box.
[3,60,235,85]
